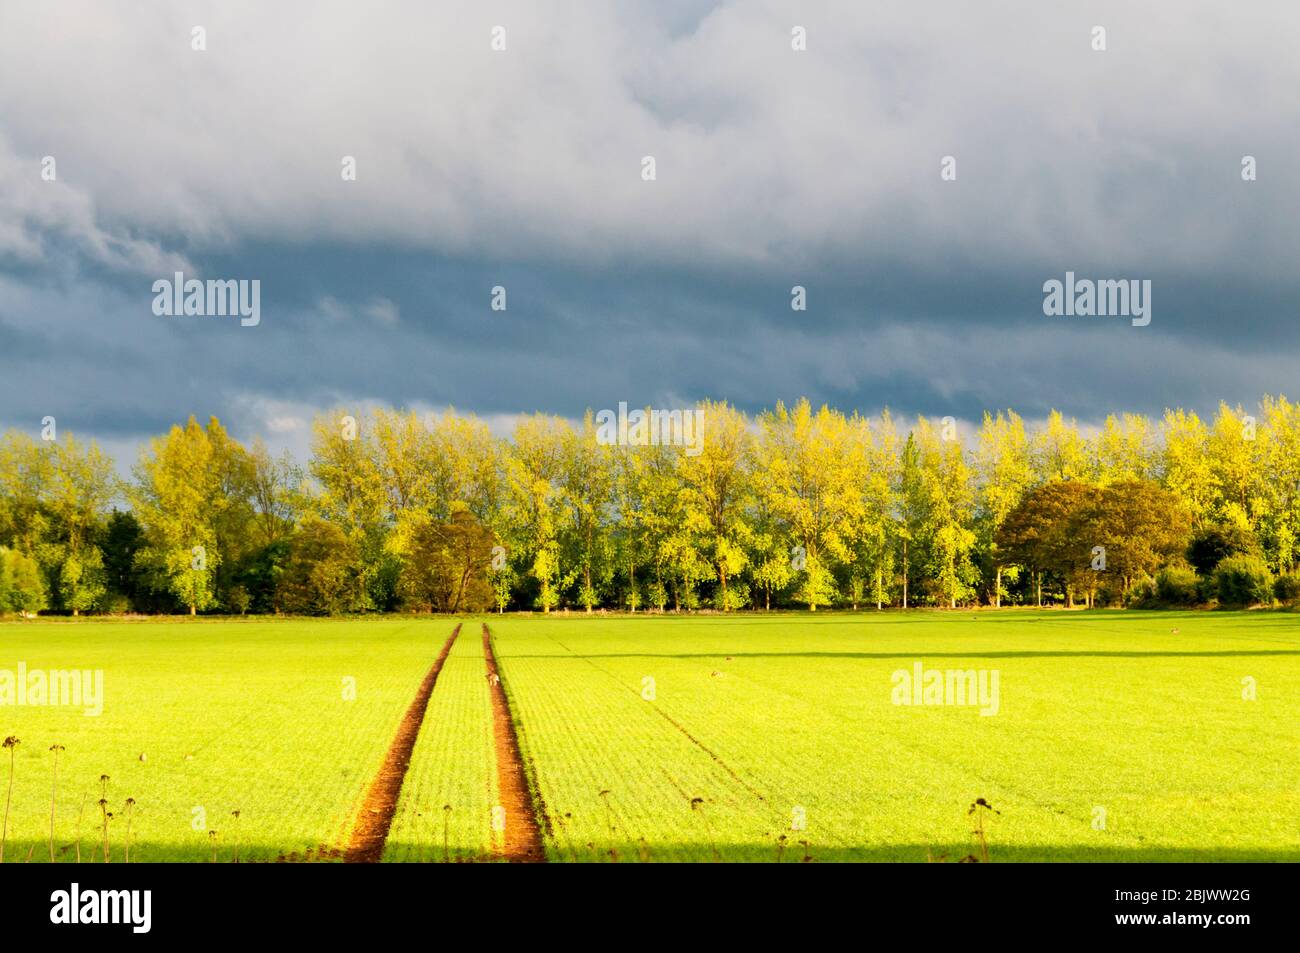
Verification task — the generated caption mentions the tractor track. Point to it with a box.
[482,623,548,862]
[343,624,461,863]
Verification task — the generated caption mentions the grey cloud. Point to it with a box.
[1,1,1298,452]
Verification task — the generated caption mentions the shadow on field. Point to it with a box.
[504,649,1300,660]
[395,841,1300,863]
[0,837,351,865]
[5,836,1297,863]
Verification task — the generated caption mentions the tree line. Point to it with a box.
[3,396,1299,616]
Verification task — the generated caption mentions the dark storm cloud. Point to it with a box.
[1,0,1298,450]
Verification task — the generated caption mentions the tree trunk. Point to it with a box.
[451,560,471,613]
[1035,573,1042,608]
[994,565,1002,609]
[902,541,909,609]
[876,567,882,611]
[190,604,196,616]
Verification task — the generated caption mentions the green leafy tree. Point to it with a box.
[857,411,900,610]
[1206,403,1259,531]
[562,413,615,612]
[277,517,363,615]
[397,509,497,613]
[1215,555,1274,607]
[0,431,51,555]
[1,547,47,616]
[1093,413,1156,485]
[131,417,230,614]
[1033,410,1093,483]
[1254,396,1300,572]
[1091,480,1194,596]
[101,509,146,609]
[47,434,116,610]
[895,433,925,608]
[310,410,389,610]
[997,480,1100,606]
[59,546,107,615]
[678,400,752,611]
[1187,523,1261,576]
[914,417,977,608]
[504,415,572,612]
[756,400,867,610]
[974,410,1033,607]
[1160,409,1214,526]
[630,441,701,612]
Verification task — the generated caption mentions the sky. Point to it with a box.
[1,0,1298,463]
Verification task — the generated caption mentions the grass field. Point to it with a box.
[1,611,1297,862]
[0,619,444,862]
[493,612,1300,861]
[381,625,496,862]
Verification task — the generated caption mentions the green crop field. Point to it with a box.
[0,618,444,863]
[382,626,497,863]
[1,611,1297,863]
[492,611,1300,862]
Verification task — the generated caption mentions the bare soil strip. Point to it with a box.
[482,623,548,862]
[343,624,461,863]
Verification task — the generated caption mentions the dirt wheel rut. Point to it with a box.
[344,624,461,863]
[482,623,547,862]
